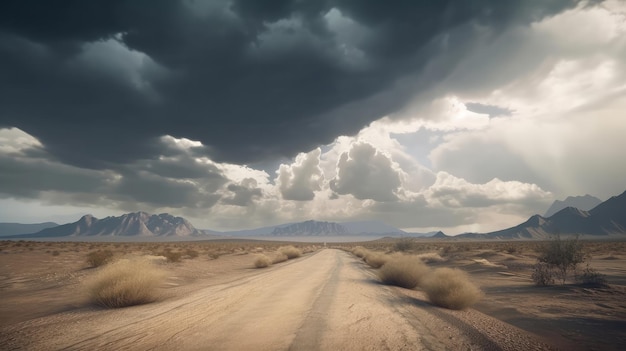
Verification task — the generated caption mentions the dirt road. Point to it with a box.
[0,249,553,350]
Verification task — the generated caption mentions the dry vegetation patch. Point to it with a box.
[351,246,368,259]
[272,253,289,264]
[422,267,482,310]
[364,252,389,268]
[378,256,430,289]
[86,250,114,267]
[254,254,272,268]
[279,246,302,259]
[85,257,166,308]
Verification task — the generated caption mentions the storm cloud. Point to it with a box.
[0,0,583,168]
[1,1,623,234]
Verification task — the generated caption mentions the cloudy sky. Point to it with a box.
[1,0,625,234]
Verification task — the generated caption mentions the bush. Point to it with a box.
[378,256,430,289]
[364,252,389,268]
[352,246,368,258]
[576,263,608,287]
[184,249,199,259]
[272,253,289,264]
[537,235,585,284]
[279,246,302,259]
[85,258,166,308]
[254,254,272,268]
[87,250,114,267]
[394,238,415,252]
[422,268,482,310]
[531,262,555,286]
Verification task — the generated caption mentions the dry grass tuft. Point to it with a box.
[272,253,289,264]
[254,254,272,268]
[364,252,389,268]
[422,267,482,310]
[86,250,114,267]
[352,246,368,258]
[85,257,166,308]
[378,256,430,289]
[279,246,302,259]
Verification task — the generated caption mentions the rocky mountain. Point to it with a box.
[431,231,449,238]
[10,212,208,238]
[544,194,602,217]
[458,190,626,239]
[0,222,58,236]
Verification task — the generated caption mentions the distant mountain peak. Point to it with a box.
[18,212,208,238]
[457,189,625,239]
[432,231,448,238]
[544,194,602,217]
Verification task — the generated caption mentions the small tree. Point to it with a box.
[536,235,585,284]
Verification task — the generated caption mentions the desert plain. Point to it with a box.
[1,239,625,351]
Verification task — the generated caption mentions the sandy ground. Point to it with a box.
[1,240,624,350]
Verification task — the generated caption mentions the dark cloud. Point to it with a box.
[0,152,111,198]
[0,136,227,209]
[221,179,263,206]
[0,0,584,168]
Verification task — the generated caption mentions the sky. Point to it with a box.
[0,0,625,234]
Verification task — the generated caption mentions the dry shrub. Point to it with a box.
[352,246,368,258]
[394,238,416,252]
[254,254,272,268]
[365,252,389,268]
[576,263,608,288]
[422,268,482,310]
[531,262,555,286]
[184,249,199,259]
[279,246,302,259]
[272,253,289,264]
[87,250,114,267]
[85,258,166,308]
[378,256,430,289]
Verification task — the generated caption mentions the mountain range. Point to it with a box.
[1,215,420,239]
[544,194,602,217]
[2,190,625,241]
[455,190,626,239]
[3,212,210,238]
